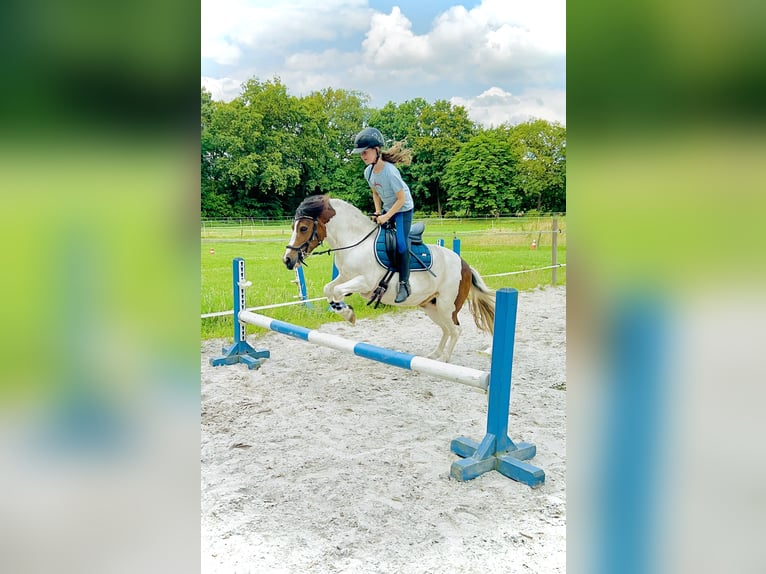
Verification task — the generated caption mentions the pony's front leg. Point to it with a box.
[324,275,375,325]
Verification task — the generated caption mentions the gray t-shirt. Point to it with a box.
[365,162,414,212]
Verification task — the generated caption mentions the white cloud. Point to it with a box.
[358,1,564,89]
[473,0,566,53]
[201,76,243,102]
[201,0,371,66]
[200,0,566,126]
[452,86,566,127]
[362,7,432,67]
[203,41,242,67]
[201,0,251,64]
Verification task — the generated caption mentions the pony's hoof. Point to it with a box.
[340,306,356,325]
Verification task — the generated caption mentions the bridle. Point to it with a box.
[285,214,379,263]
[285,216,321,266]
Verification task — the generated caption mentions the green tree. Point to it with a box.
[408,100,477,215]
[201,87,237,217]
[299,88,372,209]
[202,77,330,217]
[443,128,520,215]
[508,119,566,213]
[201,80,565,219]
[367,99,477,215]
[235,77,314,215]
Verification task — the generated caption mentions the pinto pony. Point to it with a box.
[283,195,495,362]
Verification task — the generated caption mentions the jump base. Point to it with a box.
[450,434,545,486]
[210,341,270,370]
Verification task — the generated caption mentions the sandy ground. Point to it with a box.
[201,286,566,573]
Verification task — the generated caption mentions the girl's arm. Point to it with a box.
[372,188,383,214]
[376,189,406,224]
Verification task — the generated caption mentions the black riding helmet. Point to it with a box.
[351,127,385,154]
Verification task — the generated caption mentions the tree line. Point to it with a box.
[201,78,565,219]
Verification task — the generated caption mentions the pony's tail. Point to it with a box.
[467,267,496,335]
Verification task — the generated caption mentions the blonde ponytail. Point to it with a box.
[381,141,413,166]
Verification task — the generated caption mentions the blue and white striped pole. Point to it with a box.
[238,310,490,390]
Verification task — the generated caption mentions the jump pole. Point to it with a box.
[239,309,489,391]
[211,258,544,486]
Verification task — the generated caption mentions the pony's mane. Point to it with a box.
[328,198,375,226]
[295,194,330,220]
[294,194,374,232]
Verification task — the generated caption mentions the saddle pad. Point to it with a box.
[374,227,433,271]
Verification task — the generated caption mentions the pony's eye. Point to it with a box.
[299,225,309,233]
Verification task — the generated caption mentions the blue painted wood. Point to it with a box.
[295,266,313,309]
[452,238,461,256]
[505,441,537,461]
[353,342,415,370]
[451,455,496,481]
[449,436,480,458]
[451,436,537,462]
[209,258,270,370]
[269,319,311,341]
[486,287,517,453]
[598,298,666,574]
[497,455,546,486]
[449,288,545,487]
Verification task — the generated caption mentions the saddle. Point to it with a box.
[368,221,435,308]
[373,222,432,271]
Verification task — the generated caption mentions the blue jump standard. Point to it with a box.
[211,258,544,486]
[449,288,545,486]
[209,258,270,369]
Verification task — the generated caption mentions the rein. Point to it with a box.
[286,215,377,263]
[313,225,377,256]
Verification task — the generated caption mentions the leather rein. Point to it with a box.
[285,215,378,264]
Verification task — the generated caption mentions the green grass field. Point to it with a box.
[201,217,566,339]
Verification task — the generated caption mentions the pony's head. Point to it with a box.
[283,195,336,269]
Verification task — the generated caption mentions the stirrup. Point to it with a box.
[394,281,410,303]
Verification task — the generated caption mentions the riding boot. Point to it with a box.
[395,250,411,303]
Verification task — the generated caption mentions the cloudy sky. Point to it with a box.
[201,0,565,127]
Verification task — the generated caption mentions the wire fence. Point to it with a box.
[201,214,565,228]
[201,216,566,320]
[201,264,567,319]
[202,216,567,243]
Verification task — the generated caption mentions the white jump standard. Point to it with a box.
[209,258,270,369]
[211,257,545,486]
